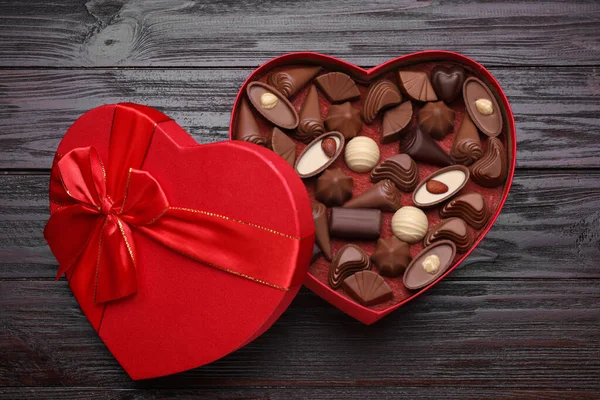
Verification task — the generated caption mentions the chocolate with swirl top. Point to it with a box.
[423,217,472,253]
[234,97,266,146]
[267,65,322,98]
[451,113,482,166]
[328,244,371,289]
[440,192,489,229]
[295,84,325,143]
[370,154,419,192]
[343,179,402,212]
[469,137,508,188]
[362,79,402,124]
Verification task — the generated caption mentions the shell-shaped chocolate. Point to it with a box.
[343,179,402,212]
[314,72,360,103]
[370,154,419,192]
[469,137,508,188]
[451,113,482,166]
[418,101,455,140]
[398,71,438,102]
[423,218,472,253]
[267,66,322,98]
[440,192,489,229]
[268,127,296,165]
[342,270,393,306]
[381,101,413,144]
[362,80,402,124]
[328,244,371,289]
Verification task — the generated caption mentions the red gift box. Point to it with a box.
[44,103,315,379]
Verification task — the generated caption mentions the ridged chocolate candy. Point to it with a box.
[342,270,393,306]
[343,179,402,212]
[440,192,489,229]
[423,218,472,253]
[267,65,322,98]
[370,154,419,192]
[234,97,266,146]
[267,127,296,166]
[431,65,466,104]
[328,244,371,289]
[381,101,413,144]
[400,127,453,167]
[391,206,428,244]
[362,80,402,124]
[314,72,360,103]
[418,101,455,140]
[315,168,353,206]
[312,202,332,261]
[371,236,412,278]
[398,71,438,102]
[324,102,362,140]
[450,113,482,166]
[344,136,380,173]
[469,137,508,188]
[295,84,325,143]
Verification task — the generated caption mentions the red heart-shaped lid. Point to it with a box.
[45,103,315,379]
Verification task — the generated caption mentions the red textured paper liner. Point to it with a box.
[229,51,516,325]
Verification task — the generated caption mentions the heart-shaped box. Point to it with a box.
[229,51,516,325]
[45,103,315,379]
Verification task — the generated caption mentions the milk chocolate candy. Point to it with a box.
[296,84,325,143]
[413,165,470,208]
[370,154,419,192]
[234,97,266,146]
[247,81,299,130]
[328,244,371,289]
[398,71,437,102]
[362,80,402,124]
[343,179,402,212]
[403,240,457,290]
[314,72,360,103]
[463,77,503,137]
[329,207,382,240]
[371,236,412,278]
[315,168,353,207]
[267,127,296,166]
[295,132,345,179]
[312,202,332,261]
[381,101,413,144]
[324,102,362,140]
[440,192,489,229]
[431,65,466,104]
[450,113,482,166]
[342,270,393,306]
[268,65,322,98]
[418,101,455,141]
[400,127,453,167]
[469,137,508,188]
[423,218,472,253]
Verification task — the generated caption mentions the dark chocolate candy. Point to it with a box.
[342,270,393,306]
[234,97,266,146]
[329,207,382,240]
[295,131,345,179]
[398,71,437,102]
[296,84,325,143]
[328,244,371,289]
[463,77,503,137]
[370,236,412,278]
[362,79,402,124]
[370,154,419,192]
[267,127,296,166]
[403,240,457,290]
[314,72,360,103]
[324,102,362,140]
[440,192,489,229]
[267,65,322,98]
[431,65,466,104]
[315,168,353,207]
[343,179,402,212]
[469,137,508,188]
[450,113,482,166]
[247,81,299,130]
[418,101,455,141]
[423,217,472,253]
[312,201,332,261]
[412,165,470,208]
[400,127,453,167]
[381,101,413,144]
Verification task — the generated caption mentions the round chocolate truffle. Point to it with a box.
[391,206,428,244]
[344,136,380,173]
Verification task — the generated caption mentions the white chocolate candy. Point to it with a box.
[344,136,380,173]
[391,206,428,244]
[423,255,440,274]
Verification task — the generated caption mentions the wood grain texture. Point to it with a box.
[1,67,600,169]
[0,282,598,389]
[0,0,599,68]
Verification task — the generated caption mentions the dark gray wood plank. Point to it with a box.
[0,281,598,389]
[0,0,599,67]
[1,67,600,169]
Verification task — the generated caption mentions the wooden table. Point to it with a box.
[1,1,599,398]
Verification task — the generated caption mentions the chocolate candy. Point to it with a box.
[431,65,466,104]
[370,154,419,192]
[391,206,428,244]
[463,77,503,137]
[296,84,325,143]
[450,113,482,166]
[423,217,472,253]
[234,97,266,146]
[295,131,345,179]
[314,72,360,103]
[381,101,413,144]
[371,236,412,278]
[311,243,322,265]
[344,136,380,173]
[440,192,489,229]
[267,65,322,98]
[315,168,353,207]
[328,244,371,289]
[398,71,437,102]
[343,179,402,212]
[362,79,402,124]
[247,81,299,130]
[324,102,362,140]
[267,127,296,166]
[469,137,508,188]
[312,202,332,261]
[413,165,470,208]
[403,240,456,290]
[400,127,453,167]
[418,101,455,140]
[329,207,382,240]
[342,270,393,306]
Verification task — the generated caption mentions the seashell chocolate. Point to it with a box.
[314,72,360,103]
[423,217,473,253]
[440,192,489,229]
[328,244,371,289]
[362,79,402,124]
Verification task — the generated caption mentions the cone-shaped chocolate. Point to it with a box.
[400,127,453,167]
[234,97,265,146]
[268,66,322,98]
[268,127,296,166]
[295,84,325,143]
[450,113,482,166]
[312,202,332,261]
[343,180,402,212]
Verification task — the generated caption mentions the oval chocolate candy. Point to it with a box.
[246,81,299,130]
[403,240,456,290]
[412,165,470,208]
[295,131,345,179]
[463,77,503,137]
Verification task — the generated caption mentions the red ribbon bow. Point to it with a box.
[44,103,303,305]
